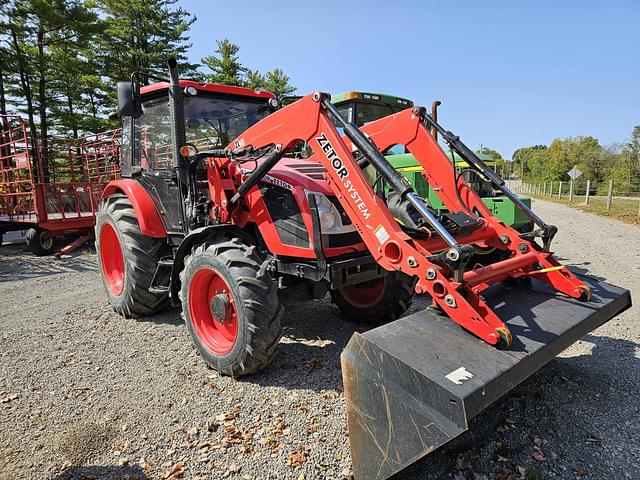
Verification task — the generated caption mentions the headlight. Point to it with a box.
[309,192,355,234]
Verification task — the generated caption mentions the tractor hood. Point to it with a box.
[260,157,333,195]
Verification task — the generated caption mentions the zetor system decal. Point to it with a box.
[315,133,371,221]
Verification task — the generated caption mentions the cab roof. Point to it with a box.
[331,91,413,107]
[140,79,276,100]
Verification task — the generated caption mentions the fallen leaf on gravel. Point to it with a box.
[531,449,546,461]
[341,468,354,479]
[574,467,588,477]
[298,473,305,480]
[186,426,199,437]
[224,405,241,421]
[228,462,242,473]
[307,359,324,371]
[287,444,311,468]
[138,457,154,470]
[280,361,296,370]
[159,461,185,479]
[118,457,129,466]
[0,393,18,403]
[308,417,320,433]
[271,418,287,436]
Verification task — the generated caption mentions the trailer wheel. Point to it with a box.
[95,194,168,318]
[26,227,55,256]
[331,272,416,324]
[180,239,283,377]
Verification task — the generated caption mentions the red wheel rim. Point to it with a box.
[188,267,238,355]
[100,223,125,296]
[339,277,386,308]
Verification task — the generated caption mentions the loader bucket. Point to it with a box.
[341,274,631,480]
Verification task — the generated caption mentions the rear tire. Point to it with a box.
[331,272,416,324]
[180,239,283,377]
[26,227,55,256]
[95,194,168,318]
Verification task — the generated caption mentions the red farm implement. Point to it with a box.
[0,114,119,255]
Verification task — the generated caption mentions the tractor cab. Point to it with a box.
[330,91,413,128]
[118,80,278,235]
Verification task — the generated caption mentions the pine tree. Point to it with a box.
[201,39,244,85]
[262,68,296,99]
[200,39,296,98]
[96,0,197,87]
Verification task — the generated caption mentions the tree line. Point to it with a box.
[0,0,295,144]
[512,127,640,195]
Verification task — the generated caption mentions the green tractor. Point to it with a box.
[330,91,533,231]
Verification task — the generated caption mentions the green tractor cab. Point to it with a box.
[331,91,532,230]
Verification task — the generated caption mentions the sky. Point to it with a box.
[180,0,639,158]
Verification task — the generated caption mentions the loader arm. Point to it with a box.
[221,93,589,348]
[356,108,591,299]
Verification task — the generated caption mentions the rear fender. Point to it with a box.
[102,180,167,238]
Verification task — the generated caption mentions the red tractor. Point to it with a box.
[97,60,630,479]
[96,60,415,375]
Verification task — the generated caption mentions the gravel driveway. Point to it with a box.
[1,198,637,480]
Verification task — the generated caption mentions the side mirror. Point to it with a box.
[117,81,142,118]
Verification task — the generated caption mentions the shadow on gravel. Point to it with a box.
[565,333,639,376]
[0,245,97,282]
[52,465,146,480]
[138,306,183,326]
[558,259,607,282]
[242,298,370,392]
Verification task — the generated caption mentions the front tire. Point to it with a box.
[331,272,416,324]
[95,194,168,318]
[180,239,283,377]
[26,227,55,256]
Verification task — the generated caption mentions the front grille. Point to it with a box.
[260,184,310,248]
[287,163,326,180]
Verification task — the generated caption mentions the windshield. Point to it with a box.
[132,93,271,171]
[354,102,403,126]
[184,95,270,149]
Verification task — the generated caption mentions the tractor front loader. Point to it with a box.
[97,60,631,479]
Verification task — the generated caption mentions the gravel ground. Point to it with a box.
[0,198,637,480]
